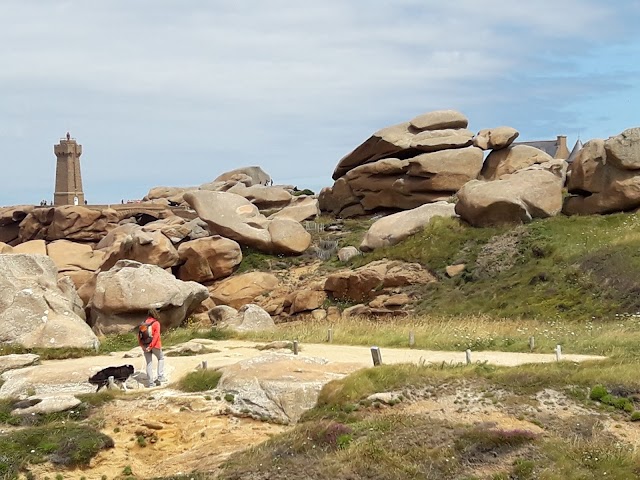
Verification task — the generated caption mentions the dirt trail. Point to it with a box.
[19,340,607,394]
[15,342,606,479]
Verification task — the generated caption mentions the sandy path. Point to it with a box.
[8,341,607,479]
[0,340,606,397]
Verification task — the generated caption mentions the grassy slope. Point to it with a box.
[347,213,640,320]
[218,362,640,480]
[9,212,640,479]
[213,212,640,480]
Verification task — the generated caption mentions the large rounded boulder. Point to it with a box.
[184,190,310,255]
[89,260,209,334]
[0,254,99,349]
[565,128,640,215]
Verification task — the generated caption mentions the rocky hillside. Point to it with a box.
[1,114,640,351]
[2,109,640,479]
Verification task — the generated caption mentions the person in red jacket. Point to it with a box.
[138,309,166,387]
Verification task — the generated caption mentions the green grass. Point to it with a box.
[331,212,640,321]
[351,215,503,271]
[96,327,231,355]
[176,369,223,392]
[76,389,128,408]
[0,398,91,428]
[0,423,113,478]
[0,344,96,360]
[219,410,640,480]
[0,327,232,360]
[217,357,640,480]
[302,359,640,421]
[234,312,640,358]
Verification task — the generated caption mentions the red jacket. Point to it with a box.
[139,317,162,350]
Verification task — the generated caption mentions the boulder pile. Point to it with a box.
[0,165,323,348]
[319,111,521,218]
[564,128,640,214]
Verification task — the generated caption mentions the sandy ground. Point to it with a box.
[10,341,607,479]
[4,340,606,397]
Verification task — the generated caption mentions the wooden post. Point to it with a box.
[529,336,535,352]
[327,329,333,343]
[371,346,382,366]
[465,349,472,365]
[202,361,208,370]
[409,331,415,348]
[293,340,299,355]
[555,345,562,362]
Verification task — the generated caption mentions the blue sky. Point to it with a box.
[1,0,639,206]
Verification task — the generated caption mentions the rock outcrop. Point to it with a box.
[100,228,180,271]
[325,260,436,302]
[0,254,99,349]
[456,168,564,226]
[360,201,457,251]
[177,236,242,283]
[89,260,209,334]
[47,240,106,272]
[268,196,319,222]
[0,205,33,244]
[320,110,521,217]
[217,353,351,424]
[473,127,519,150]
[209,304,275,332]
[564,128,640,214]
[184,190,311,255]
[0,354,40,375]
[480,145,556,180]
[209,272,279,308]
[214,166,271,186]
[18,206,119,243]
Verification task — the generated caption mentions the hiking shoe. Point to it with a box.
[154,379,162,386]
[156,376,167,384]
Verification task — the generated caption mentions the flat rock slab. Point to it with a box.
[0,353,40,374]
[11,394,81,415]
[217,353,358,424]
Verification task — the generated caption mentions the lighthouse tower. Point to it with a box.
[54,133,85,206]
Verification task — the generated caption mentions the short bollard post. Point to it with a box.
[465,349,472,365]
[327,329,333,343]
[555,345,562,362]
[529,336,535,352]
[202,360,208,370]
[371,346,382,366]
[293,340,299,355]
[409,331,415,348]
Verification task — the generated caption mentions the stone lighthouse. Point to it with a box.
[54,133,85,206]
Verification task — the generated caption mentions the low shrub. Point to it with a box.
[177,369,223,392]
[589,385,636,413]
[455,426,538,453]
[0,424,113,477]
[310,422,353,451]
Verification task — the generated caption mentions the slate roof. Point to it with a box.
[514,140,558,157]
[566,139,584,163]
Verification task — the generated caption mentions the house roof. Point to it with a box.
[512,135,571,160]
[566,139,583,163]
[514,140,558,157]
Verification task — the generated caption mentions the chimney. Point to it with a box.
[555,135,570,160]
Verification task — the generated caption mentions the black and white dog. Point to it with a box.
[88,365,135,392]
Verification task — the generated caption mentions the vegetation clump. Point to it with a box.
[0,424,113,478]
[177,369,223,392]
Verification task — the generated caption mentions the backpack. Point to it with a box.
[138,319,156,346]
